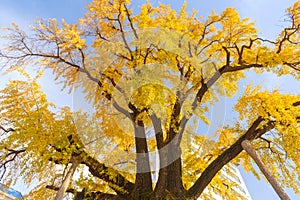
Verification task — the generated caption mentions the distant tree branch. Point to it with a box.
[46,185,75,193]
[283,61,300,72]
[0,125,15,134]
[0,148,26,180]
[124,4,138,39]
[293,101,300,106]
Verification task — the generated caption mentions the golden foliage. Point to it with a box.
[0,0,299,198]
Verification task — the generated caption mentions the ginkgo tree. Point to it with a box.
[0,0,300,199]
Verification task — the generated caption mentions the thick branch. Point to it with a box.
[48,126,134,196]
[188,97,298,198]
[167,98,182,143]
[46,185,119,200]
[186,116,274,199]
[150,113,165,149]
[131,114,153,198]
[80,151,134,197]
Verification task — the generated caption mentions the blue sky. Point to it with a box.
[0,0,299,199]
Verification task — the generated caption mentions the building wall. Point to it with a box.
[199,163,252,200]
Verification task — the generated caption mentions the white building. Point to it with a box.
[200,163,252,200]
[185,137,252,200]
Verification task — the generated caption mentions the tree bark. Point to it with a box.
[151,112,185,199]
[241,140,290,200]
[166,155,185,199]
[55,156,81,200]
[154,146,185,199]
[151,114,168,198]
[132,120,153,199]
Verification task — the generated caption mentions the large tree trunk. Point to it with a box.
[132,120,153,199]
[166,146,184,199]
[154,146,169,199]
[152,114,168,199]
[151,105,185,199]
[154,143,185,199]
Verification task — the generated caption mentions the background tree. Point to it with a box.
[0,0,299,199]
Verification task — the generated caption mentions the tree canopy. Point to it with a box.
[0,0,299,199]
